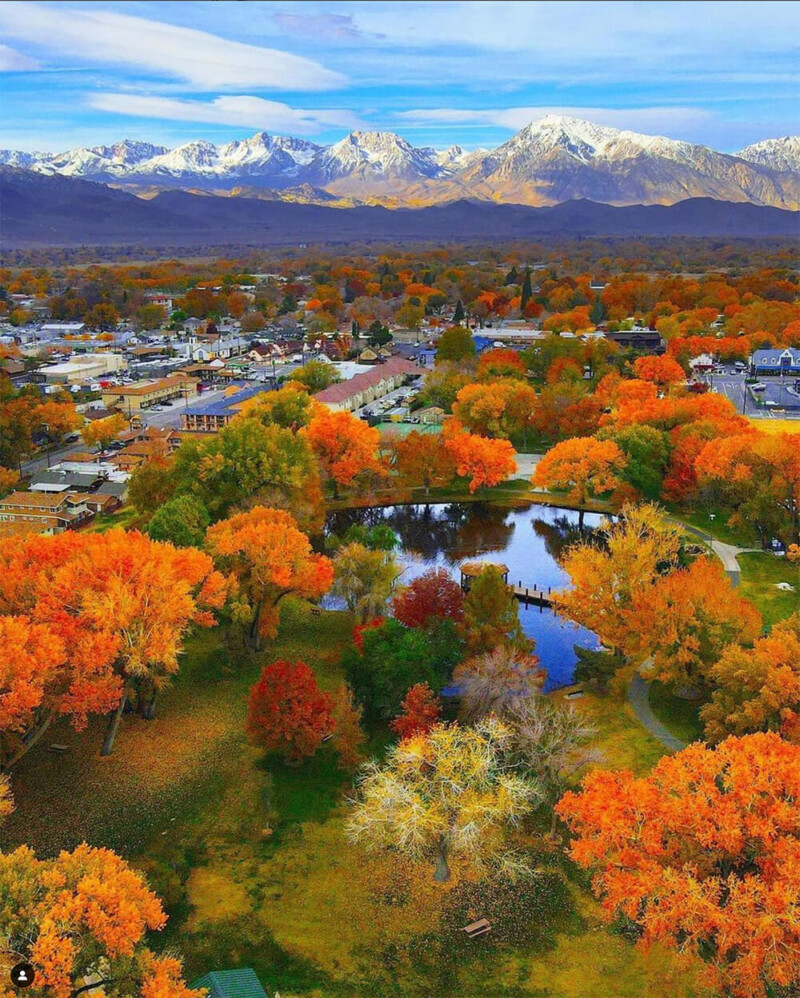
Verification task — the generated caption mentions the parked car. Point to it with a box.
[751,382,767,392]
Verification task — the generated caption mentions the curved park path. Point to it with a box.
[626,521,761,751]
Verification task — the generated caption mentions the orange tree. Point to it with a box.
[452,380,537,440]
[0,530,226,759]
[702,612,800,742]
[633,557,762,692]
[303,408,383,498]
[392,431,457,496]
[81,411,127,452]
[556,733,800,998]
[444,425,516,492]
[0,843,202,998]
[532,437,627,510]
[390,682,442,740]
[205,506,333,649]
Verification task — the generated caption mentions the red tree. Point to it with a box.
[390,682,442,740]
[247,660,333,763]
[392,568,464,629]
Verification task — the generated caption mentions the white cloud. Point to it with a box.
[0,3,344,90]
[0,43,39,71]
[397,106,716,139]
[89,93,365,134]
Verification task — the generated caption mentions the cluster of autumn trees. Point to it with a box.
[0,380,81,490]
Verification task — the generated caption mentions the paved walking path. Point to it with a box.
[511,452,542,479]
[627,673,688,753]
[627,519,761,751]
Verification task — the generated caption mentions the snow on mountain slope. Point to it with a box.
[737,136,800,173]
[1,118,797,207]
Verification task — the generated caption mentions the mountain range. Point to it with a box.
[2,166,798,248]
[2,116,798,209]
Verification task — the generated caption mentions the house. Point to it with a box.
[750,347,800,376]
[416,406,445,425]
[314,357,417,412]
[190,968,267,998]
[39,322,86,338]
[29,469,105,493]
[689,353,715,373]
[605,329,664,353]
[0,491,93,532]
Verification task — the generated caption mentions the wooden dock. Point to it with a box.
[459,563,554,608]
[509,581,553,608]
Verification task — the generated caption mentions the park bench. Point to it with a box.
[462,918,492,938]
[48,743,70,754]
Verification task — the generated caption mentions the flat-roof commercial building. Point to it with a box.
[39,353,124,384]
[102,375,198,414]
[314,357,417,413]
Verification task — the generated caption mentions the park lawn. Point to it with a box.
[668,506,756,549]
[84,504,139,532]
[648,681,705,744]
[555,674,667,776]
[2,601,707,997]
[737,552,799,630]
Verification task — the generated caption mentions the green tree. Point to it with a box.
[453,299,466,324]
[520,267,533,312]
[288,359,341,393]
[436,325,475,363]
[599,424,672,499]
[146,495,210,548]
[345,618,463,721]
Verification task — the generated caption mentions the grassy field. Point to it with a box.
[737,552,799,629]
[647,681,705,744]
[748,417,800,434]
[2,603,710,998]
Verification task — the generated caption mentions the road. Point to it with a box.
[703,369,800,419]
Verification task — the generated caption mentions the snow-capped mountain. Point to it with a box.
[2,118,798,207]
[446,115,800,208]
[737,137,800,174]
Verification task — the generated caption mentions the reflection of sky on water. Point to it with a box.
[326,503,605,691]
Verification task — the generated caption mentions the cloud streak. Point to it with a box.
[397,106,716,139]
[0,43,39,72]
[89,94,365,134]
[0,3,345,90]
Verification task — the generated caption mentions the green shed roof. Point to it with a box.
[191,968,268,998]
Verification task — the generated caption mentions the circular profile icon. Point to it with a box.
[10,963,35,989]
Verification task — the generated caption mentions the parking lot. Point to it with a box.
[704,369,800,419]
[353,378,425,423]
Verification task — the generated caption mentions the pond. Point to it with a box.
[326,502,604,691]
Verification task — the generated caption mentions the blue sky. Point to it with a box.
[0,1,798,153]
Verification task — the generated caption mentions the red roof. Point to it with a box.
[314,357,416,405]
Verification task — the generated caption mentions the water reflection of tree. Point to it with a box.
[532,514,594,564]
[325,503,514,565]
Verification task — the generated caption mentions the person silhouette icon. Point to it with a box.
[10,962,35,988]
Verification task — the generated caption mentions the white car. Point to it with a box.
[751,382,767,392]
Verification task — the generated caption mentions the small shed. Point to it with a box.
[190,967,268,998]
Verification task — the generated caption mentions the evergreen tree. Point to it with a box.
[520,268,533,312]
[590,296,606,325]
[453,299,466,324]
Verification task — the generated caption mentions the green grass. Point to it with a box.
[667,506,757,549]
[647,681,705,744]
[84,505,139,532]
[737,552,799,630]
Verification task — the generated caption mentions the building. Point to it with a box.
[751,347,800,376]
[102,375,198,414]
[39,322,86,338]
[38,353,125,384]
[181,383,275,433]
[314,357,417,412]
[605,329,664,353]
[190,968,267,998]
[0,490,92,532]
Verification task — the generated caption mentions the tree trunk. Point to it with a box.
[247,602,263,652]
[142,693,157,721]
[433,837,450,882]
[5,710,55,769]
[101,696,127,757]
[578,508,585,528]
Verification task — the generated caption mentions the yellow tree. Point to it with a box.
[81,412,128,452]
[348,719,540,882]
[552,504,683,657]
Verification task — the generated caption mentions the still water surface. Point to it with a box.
[326,502,603,691]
